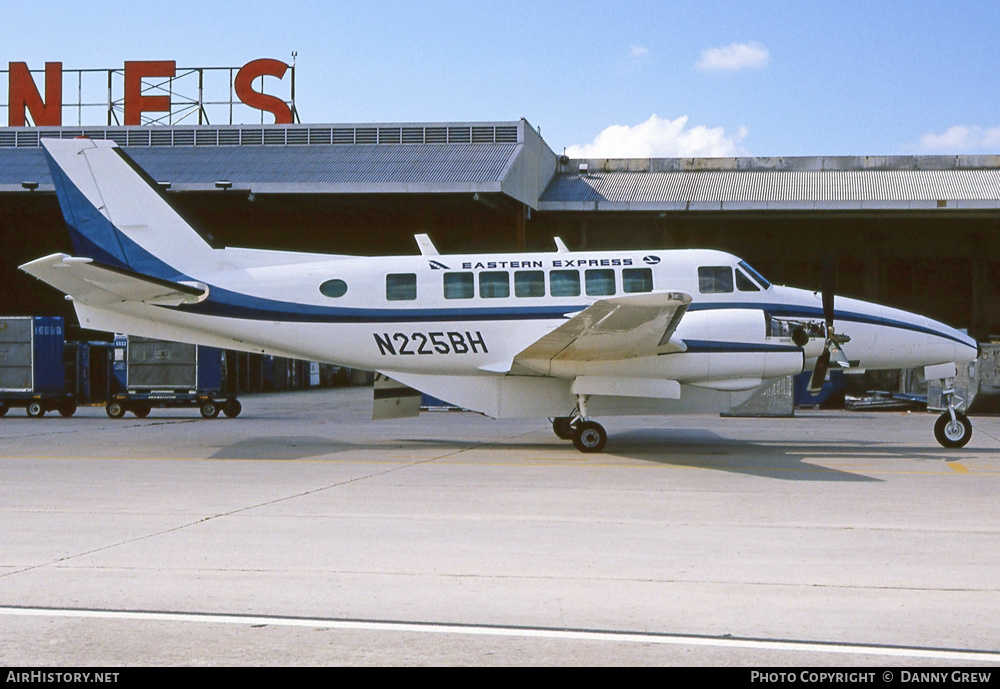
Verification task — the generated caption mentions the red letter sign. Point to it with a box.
[8,62,62,126]
[235,59,292,124]
[124,60,176,125]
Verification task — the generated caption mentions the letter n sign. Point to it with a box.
[7,62,62,126]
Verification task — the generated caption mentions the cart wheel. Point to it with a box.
[132,404,151,419]
[26,401,45,418]
[223,399,242,418]
[57,401,77,417]
[200,400,220,419]
[106,401,127,419]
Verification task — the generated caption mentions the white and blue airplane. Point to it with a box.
[21,138,979,451]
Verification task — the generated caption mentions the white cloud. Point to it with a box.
[918,125,1000,153]
[696,41,770,71]
[565,114,748,158]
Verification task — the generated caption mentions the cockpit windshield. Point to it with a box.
[737,261,771,290]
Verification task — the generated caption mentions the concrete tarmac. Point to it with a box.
[2,388,999,666]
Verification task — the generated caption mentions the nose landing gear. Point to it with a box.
[929,363,972,449]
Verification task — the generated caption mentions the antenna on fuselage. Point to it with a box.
[553,237,570,253]
[414,234,440,256]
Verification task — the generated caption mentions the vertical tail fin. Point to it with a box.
[42,138,212,280]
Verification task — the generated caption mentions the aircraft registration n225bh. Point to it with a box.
[21,138,979,452]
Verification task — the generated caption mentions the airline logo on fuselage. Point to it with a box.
[456,256,637,270]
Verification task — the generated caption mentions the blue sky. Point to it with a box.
[3,0,999,157]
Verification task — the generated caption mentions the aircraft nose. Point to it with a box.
[929,318,978,363]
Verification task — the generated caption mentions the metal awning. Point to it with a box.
[540,157,1000,211]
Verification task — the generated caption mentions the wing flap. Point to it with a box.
[514,291,692,375]
[19,253,208,307]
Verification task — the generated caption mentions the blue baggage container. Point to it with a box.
[103,335,238,420]
[0,316,75,417]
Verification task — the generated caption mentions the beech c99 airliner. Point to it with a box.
[20,138,979,452]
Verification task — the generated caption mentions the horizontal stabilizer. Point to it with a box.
[19,253,208,307]
[514,291,691,375]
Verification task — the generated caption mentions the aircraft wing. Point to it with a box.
[19,253,208,307]
[513,291,692,375]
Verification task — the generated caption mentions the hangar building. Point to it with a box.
[3,118,1000,343]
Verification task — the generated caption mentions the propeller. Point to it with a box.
[807,259,851,393]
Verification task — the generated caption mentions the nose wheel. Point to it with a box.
[932,372,973,449]
[935,411,972,448]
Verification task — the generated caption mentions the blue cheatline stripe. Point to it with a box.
[688,302,975,349]
[679,340,803,354]
[168,284,585,322]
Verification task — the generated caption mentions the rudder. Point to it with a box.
[42,138,212,281]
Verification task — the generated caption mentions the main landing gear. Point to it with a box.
[551,395,608,453]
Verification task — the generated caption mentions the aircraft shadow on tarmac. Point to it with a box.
[209,436,368,461]
[210,426,970,483]
[606,428,886,482]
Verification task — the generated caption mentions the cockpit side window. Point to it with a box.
[698,266,733,293]
[735,268,760,292]
[738,261,771,289]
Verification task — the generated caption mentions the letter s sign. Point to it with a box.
[235,58,293,124]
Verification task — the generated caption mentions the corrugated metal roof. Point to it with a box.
[0,141,520,191]
[539,169,1000,210]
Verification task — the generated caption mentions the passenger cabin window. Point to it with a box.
[443,272,474,299]
[386,273,416,301]
[479,271,510,298]
[698,266,734,294]
[623,268,653,293]
[514,270,545,297]
[319,279,348,298]
[735,268,760,292]
[550,269,581,297]
[585,269,616,296]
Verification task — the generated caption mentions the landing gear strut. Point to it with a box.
[551,395,608,453]
[932,367,972,449]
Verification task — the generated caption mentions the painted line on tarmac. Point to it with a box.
[2,606,999,663]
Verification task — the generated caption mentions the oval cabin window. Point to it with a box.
[319,279,348,298]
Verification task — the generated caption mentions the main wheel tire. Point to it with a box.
[106,401,127,419]
[200,400,220,419]
[552,416,574,440]
[223,399,242,418]
[132,404,151,419]
[57,401,77,417]
[26,401,45,418]
[0,403,8,417]
[934,411,972,449]
[572,420,608,453]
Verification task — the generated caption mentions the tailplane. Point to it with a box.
[42,138,213,281]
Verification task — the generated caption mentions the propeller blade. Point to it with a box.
[808,348,832,393]
[831,341,852,368]
[821,257,835,327]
